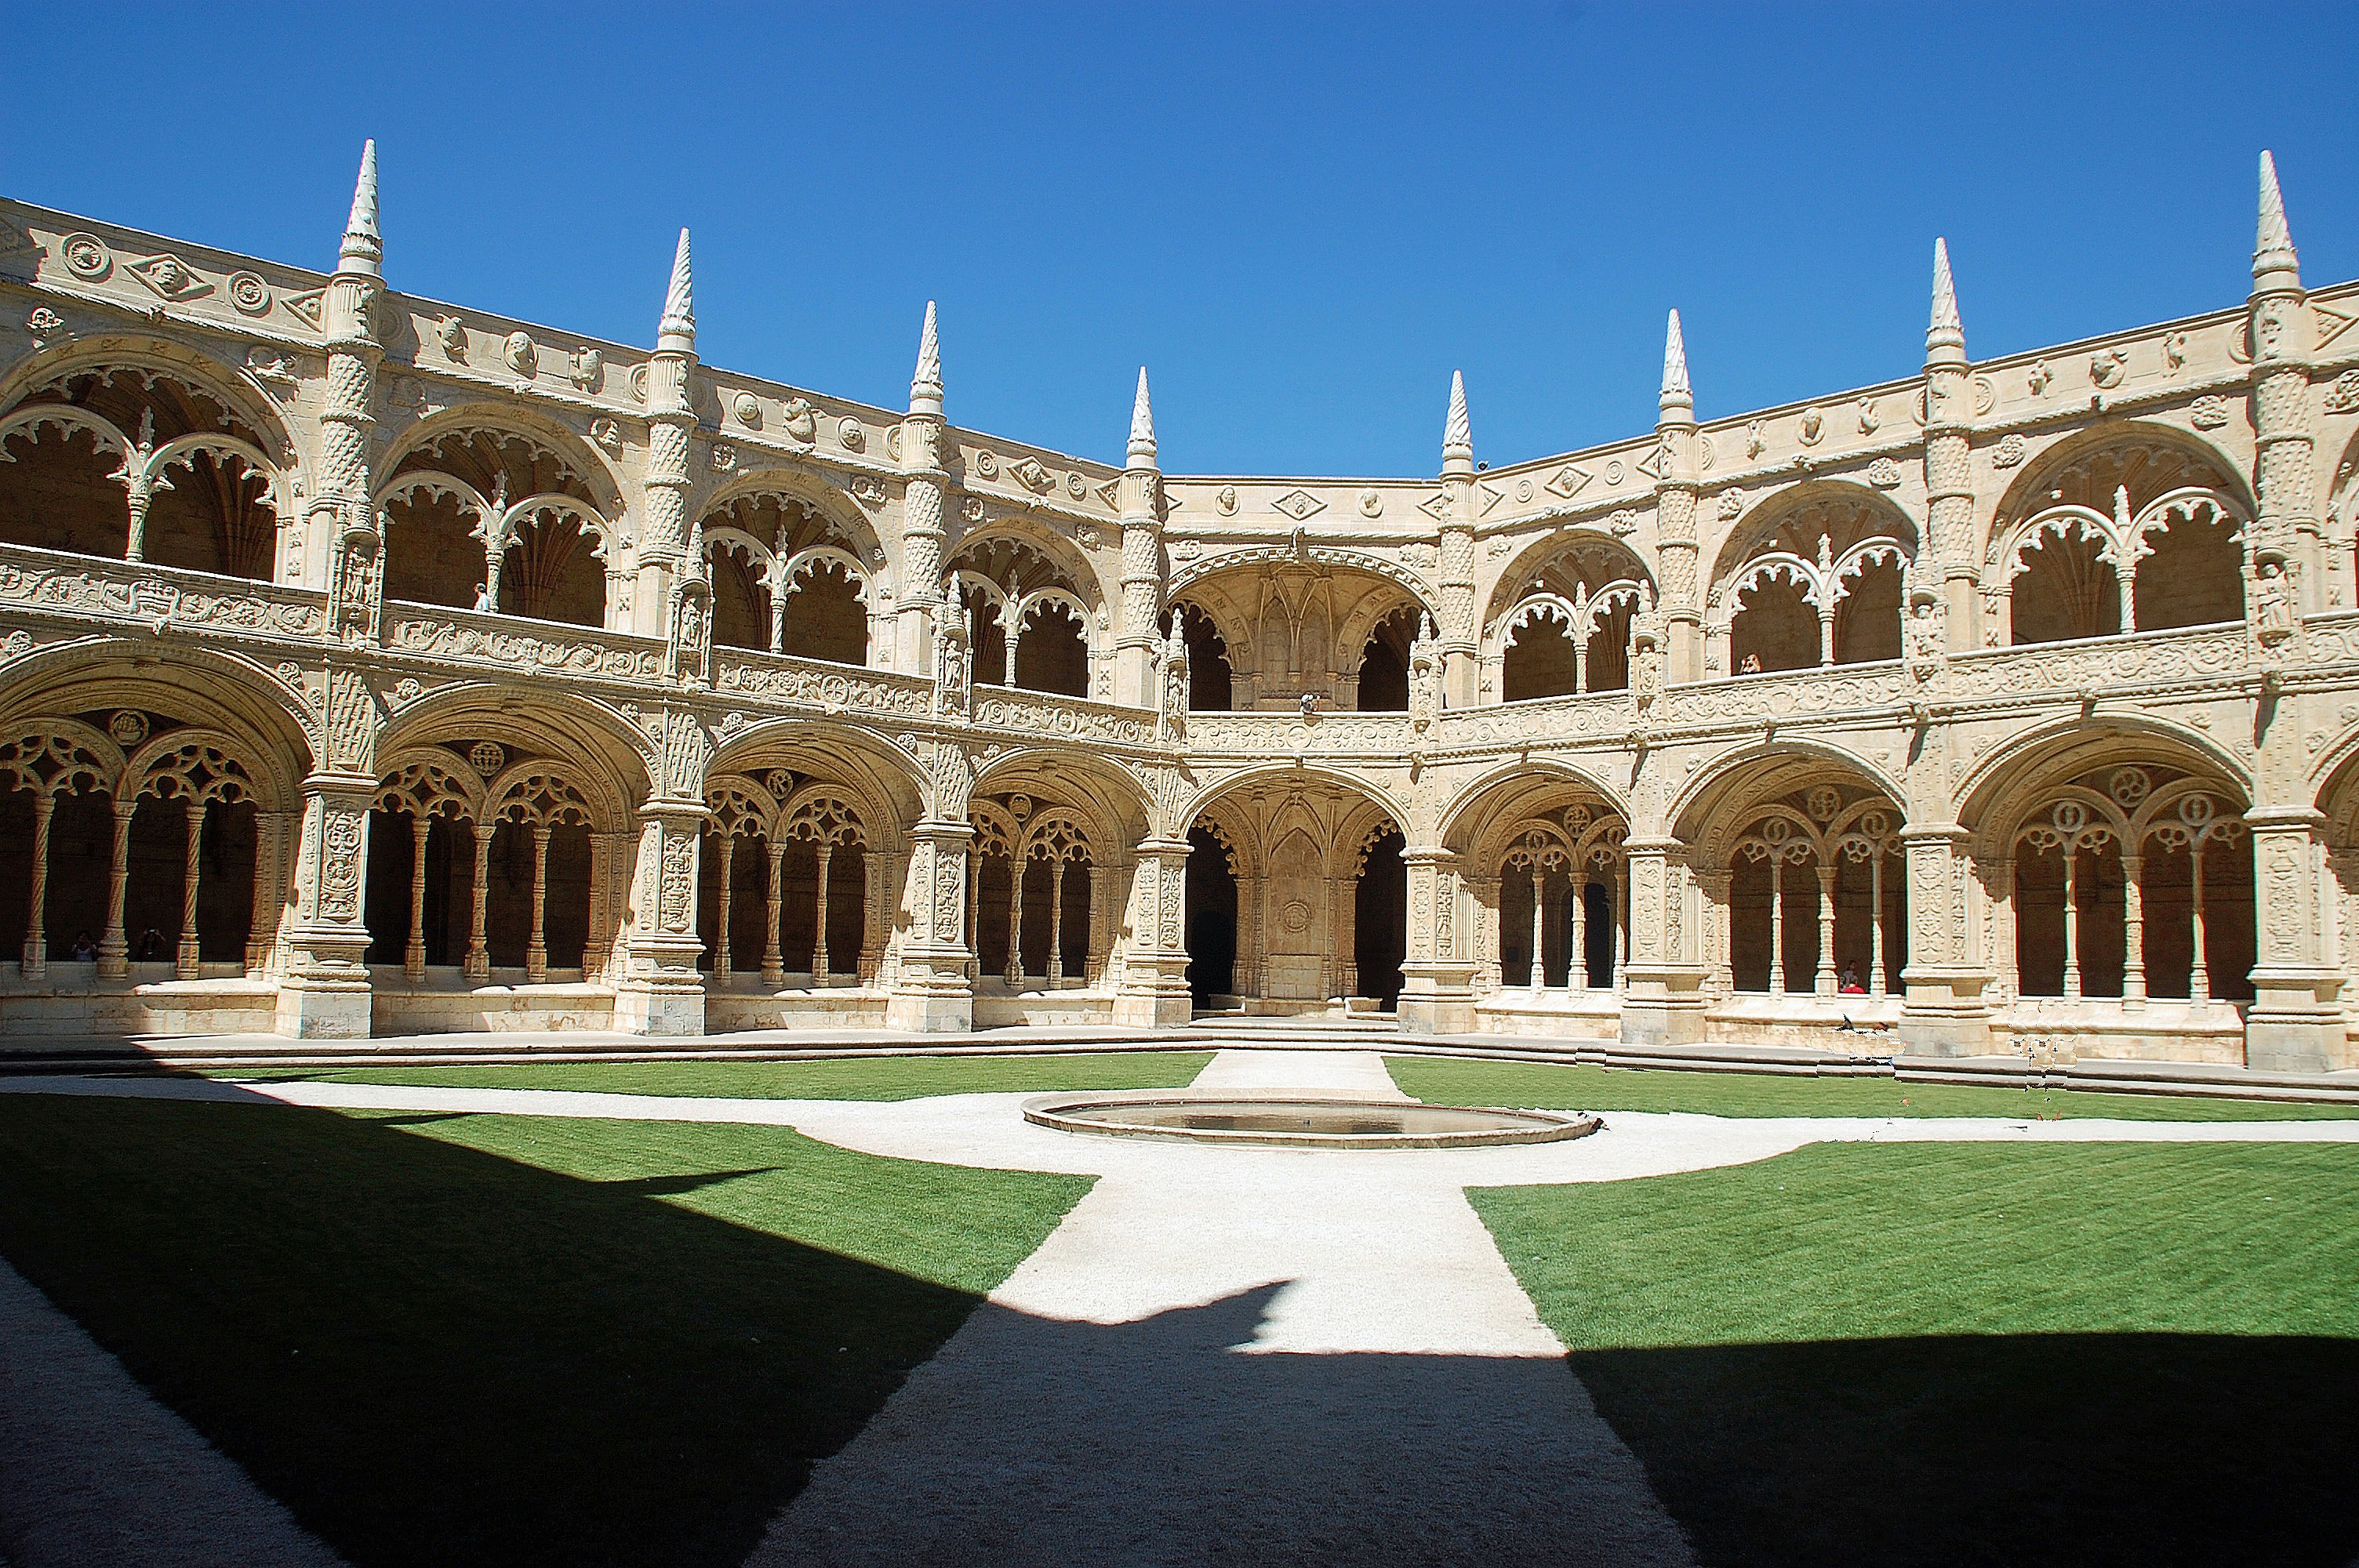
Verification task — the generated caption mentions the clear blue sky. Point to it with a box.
[7,3,2353,477]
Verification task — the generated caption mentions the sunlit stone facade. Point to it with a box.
[2,147,2356,1079]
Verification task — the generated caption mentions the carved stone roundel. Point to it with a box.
[468,741,504,778]
[108,710,148,746]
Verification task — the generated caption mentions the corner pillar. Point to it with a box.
[1616,837,1707,1047]
[1114,835,1192,1027]
[2243,806,2343,1073]
[886,819,975,1032]
[275,778,375,1038]
[1895,823,1992,1059]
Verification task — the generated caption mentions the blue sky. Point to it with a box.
[7,3,2353,477]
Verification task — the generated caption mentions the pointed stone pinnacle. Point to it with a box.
[1443,370,1472,467]
[2255,150,2298,281]
[339,139,381,277]
[1927,238,1965,362]
[658,228,694,352]
[1128,367,1157,466]
[1931,238,1961,332]
[912,300,942,399]
[1660,309,1691,402]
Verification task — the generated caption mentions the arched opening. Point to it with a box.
[1730,577,1819,674]
[1354,611,1413,713]
[1185,823,1238,1005]
[1179,604,1233,711]
[382,491,485,609]
[779,560,868,667]
[363,811,465,968]
[1716,786,1905,997]
[497,511,605,628]
[1999,436,2248,644]
[1503,608,1580,700]
[709,547,769,653]
[969,800,1094,992]
[1585,597,1633,692]
[1352,826,1405,1010]
[1012,600,1089,698]
[0,368,281,579]
[1834,557,1903,664]
[382,426,613,629]
[699,781,872,987]
[2011,529,2121,644]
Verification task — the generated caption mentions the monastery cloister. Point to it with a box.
[3,147,2359,1079]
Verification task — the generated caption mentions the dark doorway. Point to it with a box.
[1354,827,1406,1011]
[1185,826,1237,1005]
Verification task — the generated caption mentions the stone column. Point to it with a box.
[1438,372,1481,707]
[1397,847,1475,1034]
[1617,838,1708,1047]
[1567,873,1588,993]
[405,815,429,981]
[465,821,493,982]
[1527,871,1547,989]
[1924,239,1983,649]
[638,232,698,639]
[1005,855,1027,987]
[1470,873,1503,995]
[1045,858,1065,985]
[275,780,374,1037]
[173,800,205,980]
[2248,154,2325,609]
[525,825,551,983]
[812,842,833,978]
[1813,861,1838,996]
[899,304,948,675]
[99,799,133,979]
[1768,853,1787,995]
[2242,806,2344,1072]
[713,832,736,985]
[20,792,51,976]
[2121,851,2146,1007]
[762,839,787,987]
[887,819,975,1032]
[614,808,708,1035]
[1114,836,1192,1026]
[1114,370,1166,708]
[247,809,291,976]
[1896,824,1992,1058]
[1655,310,1704,681]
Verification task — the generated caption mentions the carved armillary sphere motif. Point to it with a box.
[468,741,504,778]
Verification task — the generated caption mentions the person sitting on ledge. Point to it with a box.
[135,928,164,962]
[1839,964,1866,995]
[69,931,96,962]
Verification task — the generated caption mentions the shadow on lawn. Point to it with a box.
[1573,1333,2359,1568]
[0,1092,987,1568]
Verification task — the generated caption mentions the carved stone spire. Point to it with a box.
[1927,238,1965,362]
[1441,370,1473,476]
[657,228,695,354]
[1128,367,1158,468]
[1659,309,1691,416]
[339,140,381,280]
[910,299,943,416]
[2255,150,2300,289]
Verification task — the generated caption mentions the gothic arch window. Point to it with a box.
[1174,602,1233,711]
[1487,535,1652,700]
[1714,490,1914,675]
[1991,437,2248,645]
[700,492,874,665]
[380,427,613,626]
[947,535,1095,699]
[1720,786,1905,996]
[0,368,282,580]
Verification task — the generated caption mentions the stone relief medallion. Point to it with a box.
[1281,899,1312,935]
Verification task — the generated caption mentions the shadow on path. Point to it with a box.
[758,1285,1696,1568]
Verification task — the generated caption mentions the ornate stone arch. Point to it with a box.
[1438,757,1632,855]
[1954,715,2252,854]
[705,718,925,840]
[373,686,652,828]
[1480,529,1656,639]
[0,334,303,484]
[1177,762,1413,846]
[374,401,627,519]
[1670,740,1908,868]
[1165,544,1439,622]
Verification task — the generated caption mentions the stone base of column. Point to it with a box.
[885,946,973,1033]
[2245,970,2345,1073]
[1616,977,1709,1049]
[1395,960,1475,1035]
[612,974,706,1036]
[1896,968,1993,1058]
[1113,956,1193,1028]
[274,971,373,1039]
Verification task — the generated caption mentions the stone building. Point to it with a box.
[1,145,2355,1080]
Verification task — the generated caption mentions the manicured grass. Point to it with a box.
[218,1049,1215,1101]
[1388,1054,2359,1120]
[1474,1142,2359,1566]
[0,1092,1089,1568]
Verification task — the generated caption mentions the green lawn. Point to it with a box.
[1389,1054,2359,1120]
[1475,1142,2359,1566]
[216,1049,1215,1101]
[0,1091,1089,1568]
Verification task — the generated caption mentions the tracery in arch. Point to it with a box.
[380,427,613,626]
[694,772,873,986]
[1711,488,1913,675]
[947,535,1094,699]
[1488,535,1652,701]
[966,794,1096,989]
[1171,563,1422,711]
[700,491,874,666]
[1724,784,1906,998]
[0,367,282,579]
[1990,435,2247,645]
[1492,800,1630,993]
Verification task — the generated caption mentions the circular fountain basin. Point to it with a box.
[1021,1092,1601,1150]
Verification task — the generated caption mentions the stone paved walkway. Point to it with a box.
[4,1053,2357,1566]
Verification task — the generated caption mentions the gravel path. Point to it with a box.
[0,1258,345,1568]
